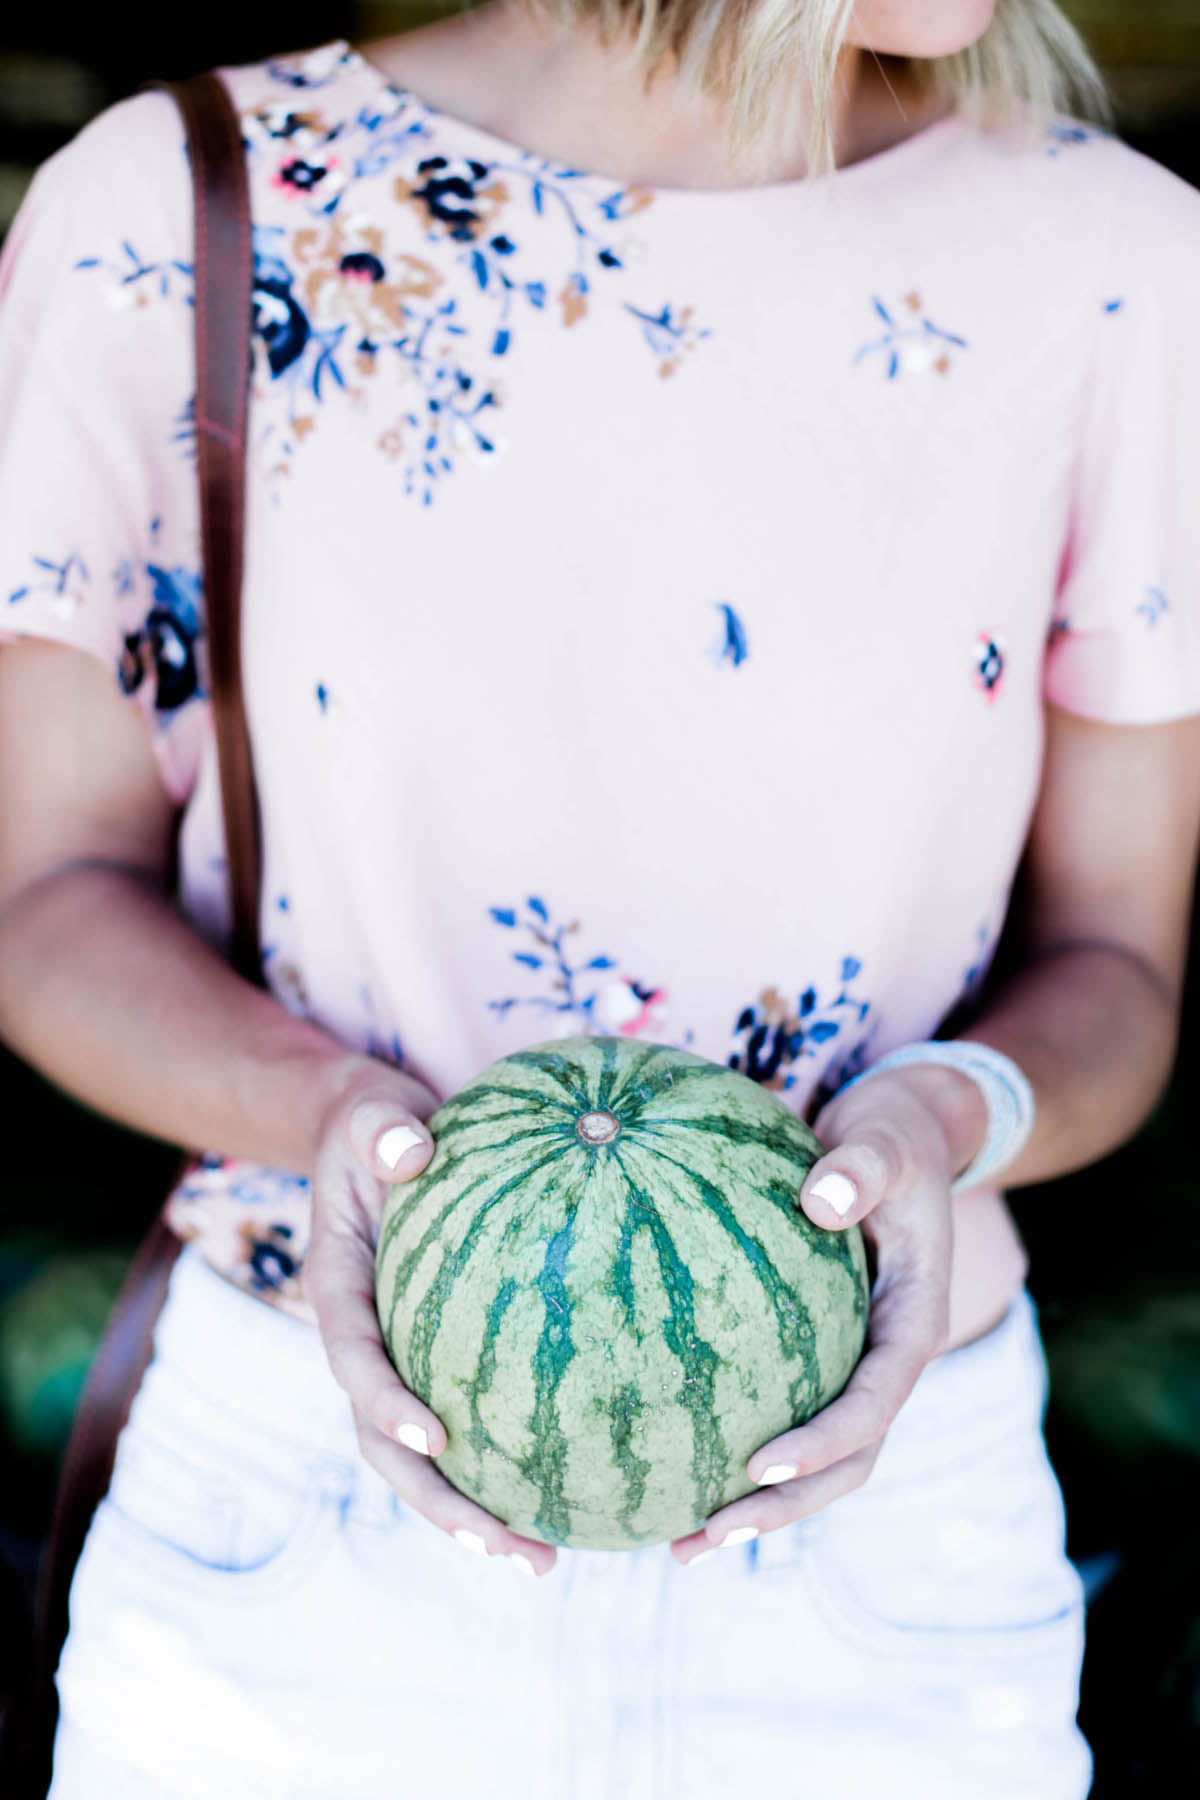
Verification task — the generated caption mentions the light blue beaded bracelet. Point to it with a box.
[836,1040,1036,1196]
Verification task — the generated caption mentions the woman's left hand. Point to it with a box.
[669,1065,985,1565]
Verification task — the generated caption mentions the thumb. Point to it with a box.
[798,1135,895,1230]
[340,1083,438,1183]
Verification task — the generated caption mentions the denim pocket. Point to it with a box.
[800,1414,1085,1666]
[94,1398,351,1605]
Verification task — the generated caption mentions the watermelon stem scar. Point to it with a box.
[577,1110,621,1145]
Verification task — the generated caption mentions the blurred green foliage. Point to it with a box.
[0,1240,130,1458]
[1049,1287,1200,1462]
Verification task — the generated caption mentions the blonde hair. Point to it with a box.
[514,0,1115,178]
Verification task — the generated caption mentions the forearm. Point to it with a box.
[957,941,1179,1186]
[0,863,371,1174]
[883,943,1180,1191]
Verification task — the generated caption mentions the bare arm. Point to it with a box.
[0,636,558,1572]
[961,701,1199,1181]
[0,638,377,1168]
[672,701,1200,1560]
[834,702,1200,1200]
[0,862,379,1171]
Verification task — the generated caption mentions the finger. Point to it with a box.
[305,1207,448,1456]
[798,1126,905,1229]
[671,1443,882,1563]
[745,1267,949,1483]
[355,1410,557,1577]
[343,1096,436,1182]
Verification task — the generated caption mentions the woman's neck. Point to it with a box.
[357,1,939,190]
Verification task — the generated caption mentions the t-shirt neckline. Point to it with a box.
[336,38,968,203]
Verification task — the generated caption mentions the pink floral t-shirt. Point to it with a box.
[2,40,1199,1322]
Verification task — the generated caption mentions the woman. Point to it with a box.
[1,0,1198,1793]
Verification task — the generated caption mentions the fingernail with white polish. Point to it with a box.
[756,1464,797,1485]
[688,1549,714,1566]
[378,1125,427,1170]
[396,1421,430,1455]
[717,1526,760,1549]
[453,1528,489,1557]
[810,1171,858,1217]
[510,1554,537,1577]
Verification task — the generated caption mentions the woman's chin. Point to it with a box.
[851,0,997,62]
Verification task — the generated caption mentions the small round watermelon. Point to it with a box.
[375,1036,869,1549]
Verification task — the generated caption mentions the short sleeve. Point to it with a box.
[0,90,208,802]
[1042,145,1200,726]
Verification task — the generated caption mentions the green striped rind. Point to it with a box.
[375,1036,869,1550]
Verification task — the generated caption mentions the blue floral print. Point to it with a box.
[973,630,1006,702]
[404,148,650,332]
[412,155,504,244]
[930,913,1005,1046]
[6,549,87,614]
[1045,121,1102,156]
[853,290,967,379]
[810,1026,880,1116]
[117,560,203,713]
[168,1155,313,1310]
[241,45,707,502]
[171,396,198,462]
[711,602,749,668]
[68,247,202,470]
[252,231,313,379]
[623,300,711,378]
[1050,579,1170,645]
[246,1223,301,1293]
[7,517,204,720]
[487,895,694,1046]
[265,42,358,91]
[312,679,349,735]
[488,896,616,1027]
[352,106,440,185]
[73,239,192,304]
[69,45,709,506]
[360,982,407,1066]
[240,109,653,499]
[728,958,871,1096]
[261,893,310,1018]
[961,918,997,998]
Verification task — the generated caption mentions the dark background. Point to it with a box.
[0,4,1198,1794]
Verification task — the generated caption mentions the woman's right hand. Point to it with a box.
[304,1057,557,1578]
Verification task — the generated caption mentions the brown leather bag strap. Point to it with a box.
[0,73,259,1798]
[29,1208,187,1681]
[160,69,263,986]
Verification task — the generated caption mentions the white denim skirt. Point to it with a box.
[48,1246,1092,1800]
